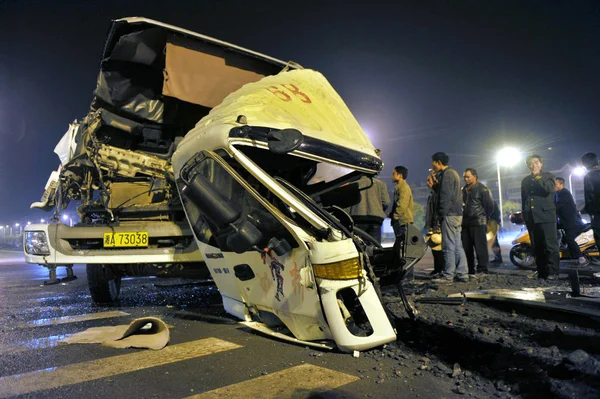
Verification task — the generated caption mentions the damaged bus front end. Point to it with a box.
[24,16,426,352]
[172,69,425,352]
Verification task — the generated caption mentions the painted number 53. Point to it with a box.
[265,84,312,104]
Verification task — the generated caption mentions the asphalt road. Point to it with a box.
[3,241,598,398]
[0,249,481,399]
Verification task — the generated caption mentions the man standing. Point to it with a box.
[554,177,587,265]
[390,166,414,253]
[521,154,560,279]
[430,152,469,283]
[425,171,445,275]
[581,152,600,246]
[348,175,391,244]
[461,168,494,276]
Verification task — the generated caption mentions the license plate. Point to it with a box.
[103,232,149,248]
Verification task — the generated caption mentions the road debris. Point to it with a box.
[61,317,170,350]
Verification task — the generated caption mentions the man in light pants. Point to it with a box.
[430,152,469,283]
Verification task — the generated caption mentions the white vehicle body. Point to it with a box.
[25,17,426,352]
[171,68,398,351]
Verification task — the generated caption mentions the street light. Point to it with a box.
[62,214,73,227]
[568,166,586,202]
[496,147,522,228]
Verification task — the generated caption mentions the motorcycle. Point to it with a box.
[509,212,600,269]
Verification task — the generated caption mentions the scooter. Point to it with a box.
[509,212,600,269]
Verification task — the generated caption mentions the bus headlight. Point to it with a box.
[24,231,50,255]
[312,257,362,280]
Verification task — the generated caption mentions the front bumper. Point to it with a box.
[23,223,203,266]
[319,278,396,352]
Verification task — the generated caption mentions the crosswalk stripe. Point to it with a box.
[0,319,174,355]
[0,333,71,356]
[0,337,242,398]
[186,364,360,399]
[14,305,79,313]
[15,310,130,328]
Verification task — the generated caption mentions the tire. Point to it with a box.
[588,256,600,266]
[86,264,122,304]
[584,244,600,265]
[509,245,536,270]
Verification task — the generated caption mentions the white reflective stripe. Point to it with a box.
[15,310,130,328]
[0,334,71,356]
[0,338,242,398]
[186,364,359,399]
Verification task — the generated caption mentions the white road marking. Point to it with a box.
[0,338,243,398]
[186,363,359,399]
[14,310,130,328]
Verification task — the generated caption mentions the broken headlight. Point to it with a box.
[312,257,362,280]
[24,231,50,255]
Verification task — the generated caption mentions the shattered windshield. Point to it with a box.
[233,145,363,193]
[306,163,355,185]
[232,145,365,238]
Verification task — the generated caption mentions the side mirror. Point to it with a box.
[400,224,427,275]
[227,220,263,254]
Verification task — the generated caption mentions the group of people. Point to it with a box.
[425,152,497,284]
[348,150,500,284]
[348,148,600,284]
[519,152,600,279]
[346,150,414,249]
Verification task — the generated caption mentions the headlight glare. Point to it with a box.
[25,231,50,255]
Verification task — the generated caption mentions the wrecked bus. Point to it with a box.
[24,17,425,352]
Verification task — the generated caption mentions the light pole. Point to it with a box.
[568,166,586,202]
[496,147,521,228]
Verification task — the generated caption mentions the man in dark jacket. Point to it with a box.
[521,154,560,279]
[554,177,587,265]
[461,168,494,276]
[582,152,600,246]
[425,170,445,275]
[430,152,468,284]
[347,176,391,244]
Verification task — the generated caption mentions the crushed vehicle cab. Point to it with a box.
[25,17,426,352]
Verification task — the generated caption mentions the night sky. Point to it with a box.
[1,0,599,223]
